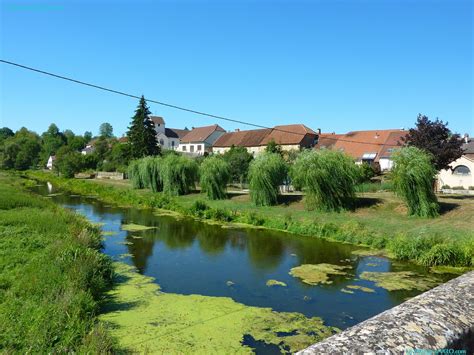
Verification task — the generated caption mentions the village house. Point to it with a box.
[437,135,474,190]
[178,124,226,155]
[212,124,318,155]
[150,116,189,150]
[315,129,407,171]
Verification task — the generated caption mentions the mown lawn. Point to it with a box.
[0,173,115,352]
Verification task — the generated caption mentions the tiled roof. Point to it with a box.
[315,129,407,162]
[150,116,165,125]
[180,124,225,143]
[118,136,128,143]
[260,124,317,145]
[165,128,189,139]
[213,129,272,147]
[462,139,474,155]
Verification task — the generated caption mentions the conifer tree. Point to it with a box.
[127,96,159,158]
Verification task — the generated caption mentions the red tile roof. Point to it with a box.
[213,129,272,147]
[180,124,225,143]
[315,129,407,161]
[260,124,317,145]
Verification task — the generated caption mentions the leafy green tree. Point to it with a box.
[127,96,159,158]
[0,127,14,142]
[265,139,283,156]
[40,123,66,164]
[391,147,439,217]
[199,155,231,199]
[222,146,253,186]
[248,152,287,206]
[291,150,359,211]
[160,154,198,195]
[84,131,93,142]
[99,122,114,138]
[402,114,463,171]
[0,128,41,170]
[54,146,83,178]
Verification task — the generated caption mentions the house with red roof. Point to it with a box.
[212,124,318,155]
[315,129,407,171]
[177,124,226,155]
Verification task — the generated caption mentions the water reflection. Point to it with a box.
[33,183,449,330]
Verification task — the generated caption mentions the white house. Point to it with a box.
[46,155,56,170]
[178,124,226,155]
[438,136,474,190]
[151,116,189,150]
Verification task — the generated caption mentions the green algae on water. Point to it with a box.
[345,285,375,293]
[100,263,337,353]
[289,263,351,285]
[351,249,386,257]
[360,271,439,291]
[340,288,354,294]
[121,223,156,232]
[102,231,118,236]
[266,279,287,287]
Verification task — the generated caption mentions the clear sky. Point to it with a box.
[1,0,472,137]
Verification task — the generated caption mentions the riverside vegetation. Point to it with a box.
[0,173,114,352]
[22,170,474,268]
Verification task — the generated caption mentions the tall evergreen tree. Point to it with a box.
[127,96,159,158]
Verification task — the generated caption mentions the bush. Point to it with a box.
[391,147,439,217]
[469,186,474,190]
[54,147,84,178]
[199,156,230,200]
[356,162,376,183]
[290,150,359,211]
[452,186,466,190]
[441,184,451,189]
[161,154,198,195]
[248,152,287,206]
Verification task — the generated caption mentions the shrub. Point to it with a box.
[391,147,439,217]
[441,184,451,189]
[418,243,469,267]
[248,152,287,206]
[199,156,230,200]
[160,154,198,195]
[356,162,376,183]
[469,186,474,191]
[290,150,359,211]
[452,186,466,190]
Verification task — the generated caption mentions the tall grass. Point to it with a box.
[391,147,439,217]
[291,150,359,211]
[199,155,230,200]
[248,152,287,206]
[161,154,198,196]
[0,174,114,352]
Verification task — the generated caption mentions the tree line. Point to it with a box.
[0,95,464,218]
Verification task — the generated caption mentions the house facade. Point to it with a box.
[151,116,189,150]
[315,129,407,171]
[178,124,226,155]
[437,136,474,190]
[212,124,318,155]
[46,155,56,170]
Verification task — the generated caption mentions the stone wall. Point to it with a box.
[96,171,124,180]
[298,271,474,354]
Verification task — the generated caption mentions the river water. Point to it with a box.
[34,183,450,330]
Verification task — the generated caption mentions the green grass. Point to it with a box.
[23,170,474,268]
[0,173,115,352]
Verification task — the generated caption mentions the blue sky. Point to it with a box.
[1,0,472,137]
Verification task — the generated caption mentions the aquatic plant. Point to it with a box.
[248,152,287,206]
[199,155,230,200]
[121,223,156,232]
[359,271,439,291]
[289,263,351,285]
[290,150,359,211]
[160,154,198,195]
[266,279,287,287]
[391,147,439,217]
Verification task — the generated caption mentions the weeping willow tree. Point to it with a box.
[290,150,359,211]
[161,154,198,195]
[391,146,439,217]
[199,155,231,200]
[128,156,163,192]
[248,152,287,206]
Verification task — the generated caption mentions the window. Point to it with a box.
[197,144,202,151]
[182,145,187,151]
[171,141,175,147]
[160,139,164,145]
[190,145,194,153]
[453,165,471,175]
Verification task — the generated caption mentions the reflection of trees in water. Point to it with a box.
[158,218,197,249]
[127,234,155,273]
[293,237,354,266]
[196,226,229,256]
[246,231,285,271]
[227,231,247,251]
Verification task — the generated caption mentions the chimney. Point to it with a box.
[464,133,469,143]
[235,128,240,132]
[317,128,321,135]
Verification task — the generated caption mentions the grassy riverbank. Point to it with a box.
[23,171,474,268]
[0,173,114,352]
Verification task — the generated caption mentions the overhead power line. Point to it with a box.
[0,59,403,147]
